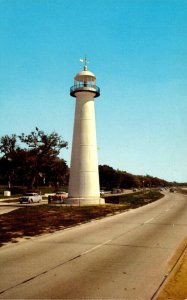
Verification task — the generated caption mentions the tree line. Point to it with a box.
[99,165,178,190]
[0,128,185,192]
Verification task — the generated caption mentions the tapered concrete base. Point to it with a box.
[64,197,105,206]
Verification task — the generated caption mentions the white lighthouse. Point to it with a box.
[67,58,104,205]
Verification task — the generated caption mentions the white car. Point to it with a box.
[19,193,42,204]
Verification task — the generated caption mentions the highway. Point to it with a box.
[0,191,187,299]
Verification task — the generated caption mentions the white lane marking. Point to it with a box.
[144,218,154,224]
[82,239,112,256]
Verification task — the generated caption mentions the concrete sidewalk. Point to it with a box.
[0,197,18,202]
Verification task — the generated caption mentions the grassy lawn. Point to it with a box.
[0,190,163,247]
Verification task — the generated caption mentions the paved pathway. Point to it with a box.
[0,191,187,299]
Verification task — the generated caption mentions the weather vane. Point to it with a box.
[80,55,89,70]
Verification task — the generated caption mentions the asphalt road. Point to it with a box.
[0,191,187,299]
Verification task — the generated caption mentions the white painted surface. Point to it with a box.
[68,69,101,204]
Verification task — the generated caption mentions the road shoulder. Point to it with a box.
[156,237,187,299]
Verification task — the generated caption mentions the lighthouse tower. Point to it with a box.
[67,58,104,205]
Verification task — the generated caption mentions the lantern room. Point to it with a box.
[70,64,100,98]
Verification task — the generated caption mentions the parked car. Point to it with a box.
[48,191,68,204]
[19,193,42,204]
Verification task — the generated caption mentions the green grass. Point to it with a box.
[105,190,164,206]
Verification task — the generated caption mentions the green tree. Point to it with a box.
[120,172,140,189]
[0,134,17,157]
[0,128,68,189]
[0,134,20,187]
[99,165,119,189]
[18,127,68,188]
[44,157,69,188]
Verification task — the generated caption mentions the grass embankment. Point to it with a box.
[177,188,187,196]
[0,190,163,247]
[105,190,163,206]
[156,238,187,300]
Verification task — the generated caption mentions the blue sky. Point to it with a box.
[0,0,187,182]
